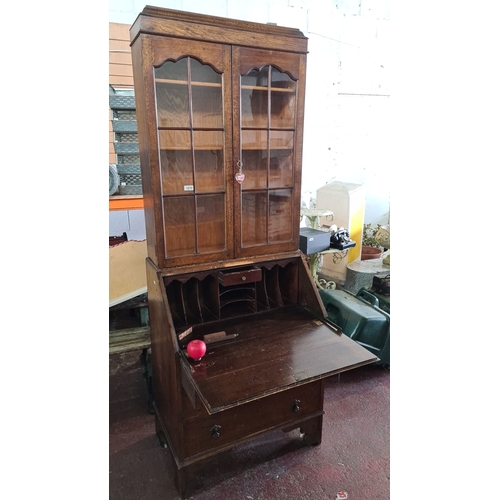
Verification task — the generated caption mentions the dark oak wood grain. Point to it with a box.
[131,8,376,499]
[180,307,376,413]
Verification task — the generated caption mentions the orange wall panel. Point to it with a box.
[109,22,132,169]
[110,63,134,78]
[109,39,131,51]
[109,22,131,39]
[109,22,133,86]
[110,52,132,65]
[110,75,134,87]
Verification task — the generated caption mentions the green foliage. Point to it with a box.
[363,223,383,248]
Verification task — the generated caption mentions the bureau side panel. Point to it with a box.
[146,258,183,456]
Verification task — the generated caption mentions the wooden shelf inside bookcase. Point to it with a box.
[242,85,295,93]
[242,146,294,150]
[159,146,224,150]
[155,78,222,87]
[155,79,295,93]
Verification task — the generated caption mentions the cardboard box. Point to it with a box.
[109,239,148,306]
[299,227,331,254]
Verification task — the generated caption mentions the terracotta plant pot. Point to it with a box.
[361,246,383,261]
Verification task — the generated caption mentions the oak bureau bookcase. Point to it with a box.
[130,6,377,498]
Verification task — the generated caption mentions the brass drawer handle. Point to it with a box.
[292,399,300,412]
[211,424,222,439]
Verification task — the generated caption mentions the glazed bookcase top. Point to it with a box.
[130,7,308,269]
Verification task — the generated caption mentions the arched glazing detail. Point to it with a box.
[154,56,226,257]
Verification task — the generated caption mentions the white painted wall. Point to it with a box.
[109,0,390,230]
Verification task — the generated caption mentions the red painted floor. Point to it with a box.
[109,351,389,500]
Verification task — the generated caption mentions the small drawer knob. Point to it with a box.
[241,276,247,281]
[292,399,301,412]
[211,424,222,439]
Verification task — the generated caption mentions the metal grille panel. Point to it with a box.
[115,132,138,144]
[109,86,142,196]
[112,121,138,133]
[119,173,142,185]
[109,95,136,110]
[119,184,143,195]
[114,143,140,154]
[117,165,141,175]
[113,110,136,121]
[117,154,140,165]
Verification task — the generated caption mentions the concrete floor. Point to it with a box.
[109,350,390,500]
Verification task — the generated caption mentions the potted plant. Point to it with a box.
[361,223,384,260]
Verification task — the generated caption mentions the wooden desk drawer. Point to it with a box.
[182,380,322,459]
[218,266,262,286]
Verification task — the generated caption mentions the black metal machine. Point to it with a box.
[329,227,357,250]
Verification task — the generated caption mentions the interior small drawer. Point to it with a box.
[218,266,262,286]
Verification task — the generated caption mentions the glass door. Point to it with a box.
[234,48,303,257]
[154,52,232,264]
